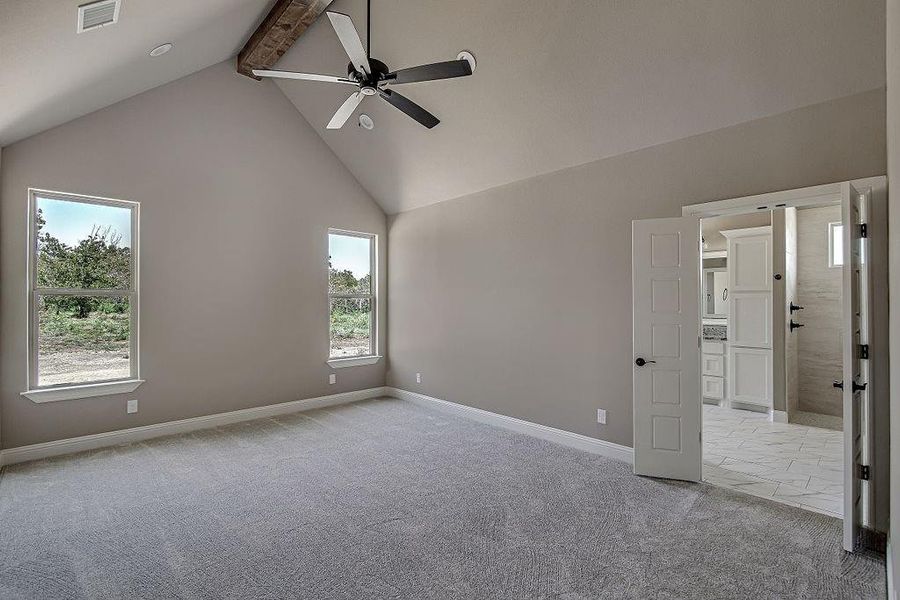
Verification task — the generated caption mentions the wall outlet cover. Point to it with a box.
[416,373,422,384]
[596,409,607,425]
[329,374,336,385]
[127,399,138,414]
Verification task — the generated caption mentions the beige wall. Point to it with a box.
[0,61,387,449]
[387,89,885,448]
[795,205,844,417]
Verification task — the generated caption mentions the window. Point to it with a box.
[828,221,843,268]
[328,230,377,365]
[25,189,140,400]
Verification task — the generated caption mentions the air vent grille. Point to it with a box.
[77,0,120,33]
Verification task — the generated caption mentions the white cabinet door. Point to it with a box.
[728,346,772,408]
[730,292,772,348]
[725,228,773,349]
[730,234,772,291]
[702,376,724,400]
[701,354,724,377]
[632,217,701,482]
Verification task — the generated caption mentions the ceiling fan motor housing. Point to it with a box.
[349,58,390,87]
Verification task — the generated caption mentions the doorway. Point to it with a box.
[631,177,887,552]
[699,209,843,519]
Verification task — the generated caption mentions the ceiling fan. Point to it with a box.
[252,1,474,130]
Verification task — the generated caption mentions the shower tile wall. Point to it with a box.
[796,205,842,417]
[785,207,799,416]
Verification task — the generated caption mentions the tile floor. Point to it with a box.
[703,404,843,518]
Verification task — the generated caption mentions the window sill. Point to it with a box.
[22,379,145,403]
[327,356,382,369]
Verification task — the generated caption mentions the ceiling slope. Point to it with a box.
[273,0,885,214]
[0,0,276,146]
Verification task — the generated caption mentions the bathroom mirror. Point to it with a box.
[703,268,728,318]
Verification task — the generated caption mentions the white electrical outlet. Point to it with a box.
[329,374,336,385]
[596,409,607,425]
[127,399,138,414]
[416,373,422,384]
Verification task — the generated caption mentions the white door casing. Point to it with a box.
[842,182,870,552]
[632,217,701,482]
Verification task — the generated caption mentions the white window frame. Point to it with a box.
[828,221,844,268]
[22,189,143,402]
[326,228,380,369]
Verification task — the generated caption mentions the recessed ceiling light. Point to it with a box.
[149,43,173,57]
[358,114,374,130]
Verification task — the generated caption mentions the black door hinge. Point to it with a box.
[858,465,870,480]
[859,344,869,360]
[860,223,868,238]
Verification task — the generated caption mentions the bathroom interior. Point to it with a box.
[699,206,845,518]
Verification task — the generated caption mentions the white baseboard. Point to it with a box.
[771,410,788,423]
[0,387,387,467]
[385,387,634,464]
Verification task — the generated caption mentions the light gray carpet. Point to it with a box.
[0,397,884,599]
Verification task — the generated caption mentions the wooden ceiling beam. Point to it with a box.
[236,0,335,79]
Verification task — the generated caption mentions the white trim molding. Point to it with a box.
[385,387,634,464]
[771,410,788,423]
[328,355,382,369]
[1,386,386,467]
[22,379,144,403]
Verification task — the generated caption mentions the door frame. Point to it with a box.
[679,176,888,541]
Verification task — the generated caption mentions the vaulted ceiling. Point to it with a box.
[0,0,276,146]
[0,1,887,215]
[274,0,886,213]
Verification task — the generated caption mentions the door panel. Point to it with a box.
[842,182,870,552]
[633,217,701,482]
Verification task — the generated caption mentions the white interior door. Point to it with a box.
[842,182,870,552]
[632,217,701,482]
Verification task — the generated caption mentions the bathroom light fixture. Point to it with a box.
[149,43,173,57]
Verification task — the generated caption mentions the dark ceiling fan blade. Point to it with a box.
[327,92,366,129]
[385,60,472,85]
[252,69,357,85]
[378,89,439,129]
[327,12,371,75]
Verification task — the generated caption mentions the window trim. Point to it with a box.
[23,188,143,402]
[326,228,379,367]
[828,221,843,268]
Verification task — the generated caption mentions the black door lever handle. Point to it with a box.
[635,357,656,367]
[790,302,804,313]
[790,320,804,331]
[833,380,843,389]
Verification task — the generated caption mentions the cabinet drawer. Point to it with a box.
[702,353,725,377]
[702,376,725,400]
[702,341,725,355]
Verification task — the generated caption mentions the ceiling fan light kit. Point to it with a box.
[252,2,474,130]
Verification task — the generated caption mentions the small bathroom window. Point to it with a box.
[828,221,843,268]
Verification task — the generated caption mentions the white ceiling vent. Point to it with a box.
[77,0,121,34]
